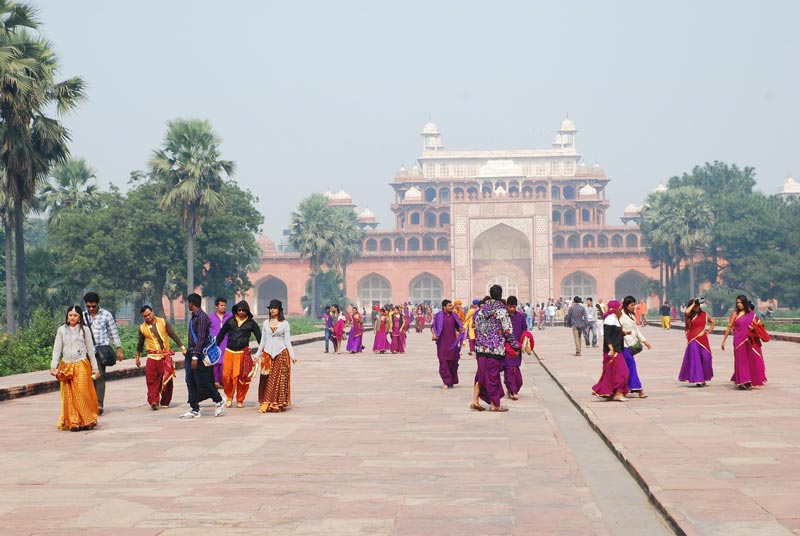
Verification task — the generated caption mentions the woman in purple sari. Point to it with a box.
[346,306,364,353]
[678,298,715,386]
[389,306,406,354]
[372,307,391,354]
[721,296,766,389]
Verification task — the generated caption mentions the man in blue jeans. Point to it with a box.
[322,305,332,353]
[180,293,225,419]
[583,297,598,348]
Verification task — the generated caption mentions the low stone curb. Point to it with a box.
[0,331,327,402]
[530,352,688,536]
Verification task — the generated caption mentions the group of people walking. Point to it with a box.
[49,292,296,431]
[590,294,769,402]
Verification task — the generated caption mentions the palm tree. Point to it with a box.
[328,206,365,296]
[289,193,337,317]
[150,119,234,298]
[0,23,87,326]
[40,157,98,224]
[0,180,13,331]
[664,187,714,298]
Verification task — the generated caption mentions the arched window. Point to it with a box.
[423,236,435,251]
[439,213,450,227]
[598,234,608,248]
[554,235,565,248]
[408,237,420,251]
[437,237,448,250]
[563,185,576,199]
[583,234,595,248]
[523,186,534,198]
[615,270,646,299]
[380,237,391,252]
[561,272,596,300]
[611,234,623,248]
[439,188,450,202]
[567,234,579,249]
[424,212,437,228]
[410,274,443,305]
[582,208,591,222]
[486,274,518,298]
[425,187,436,202]
[410,212,420,225]
[535,186,546,199]
[551,186,561,200]
[482,184,493,198]
[626,234,639,248]
[358,274,391,309]
[564,209,576,226]
[454,187,464,200]
[467,187,478,200]
[394,237,405,251]
[552,210,562,224]
[508,185,520,198]
[365,238,377,252]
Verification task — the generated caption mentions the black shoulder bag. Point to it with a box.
[85,312,117,367]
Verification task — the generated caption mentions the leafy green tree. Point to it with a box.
[327,206,364,293]
[150,119,234,299]
[194,181,263,299]
[40,157,98,224]
[301,269,347,317]
[289,193,337,317]
[0,20,86,326]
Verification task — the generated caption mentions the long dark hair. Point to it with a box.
[64,304,86,326]
[685,298,700,332]
[735,294,748,313]
[621,295,637,320]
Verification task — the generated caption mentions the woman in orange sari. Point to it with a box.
[678,298,715,386]
[50,305,100,431]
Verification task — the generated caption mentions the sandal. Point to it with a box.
[489,406,509,412]
[469,403,485,411]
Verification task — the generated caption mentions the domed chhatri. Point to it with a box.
[403,186,423,202]
[560,117,577,132]
[780,175,800,193]
[579,183,598,198]
[421,120,439,135]
[357,208,376,222]
[653,183,668,193]
[624,202,641,216]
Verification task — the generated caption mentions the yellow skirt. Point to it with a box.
[58,359,99,431]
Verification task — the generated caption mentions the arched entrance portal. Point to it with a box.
[357,273,392,312]
[472,224,531,302]
[614,270,647,300]
[256,276,288,315]
[409,273,443,305]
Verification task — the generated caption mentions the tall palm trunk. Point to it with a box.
[659,261,664,304]
[13,198,28,325]
[4,217,14,333]
[310,271,317,318]
[688,250,696,299]
[186,229,194,297]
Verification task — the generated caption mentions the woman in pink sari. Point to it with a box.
[372,307,391,353]
[721,295,767,389]
[678,298,715,386]
[591,300,630,402]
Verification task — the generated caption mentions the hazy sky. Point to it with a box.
[34,1,799,238]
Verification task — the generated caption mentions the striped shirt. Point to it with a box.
[84,308,122,348]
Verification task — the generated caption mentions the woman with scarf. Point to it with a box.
[620,295,651,397]
[372,306,391,353]
[346,305,365,353]
[216,301,261,407]
[678,298,715,386]
[591,300,630,401]
[255,299,296,412]
[389,305,407,354]
[721,296,766,389]
[50,305,100,431]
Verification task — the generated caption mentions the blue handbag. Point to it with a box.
[189,322,222,366]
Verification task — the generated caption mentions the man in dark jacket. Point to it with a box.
[216,301,262,408]
[566,296,589,356]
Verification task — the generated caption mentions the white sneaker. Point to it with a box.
[214,400,225,417]
[180,409,201,419]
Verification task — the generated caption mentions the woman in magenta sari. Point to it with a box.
[678,298,715,386]
[591,300,630,402]
[346,306,364,353]
[721,296,766,389]
[372,307,391,354]
[390,306,406,354]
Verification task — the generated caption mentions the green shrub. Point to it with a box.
[0,308,60,376]
[288,316,320,335]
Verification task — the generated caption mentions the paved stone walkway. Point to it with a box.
[0,331,618,535]
[534,323,800,536]
[2,324,797,535]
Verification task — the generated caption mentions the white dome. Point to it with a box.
[358,208,376,221]
[409,164,422,177]
[403,186,422,202]
[579,184,597,197]
[478,159,523,178]
[592,163,605,177]
[780,176,800,194]
[422,120,439,135]
[624,203,641,215]
[332,189,351,201]
[653,183,668,193]
[324,191,334,199]
[575,162,592,177]
[560,118,577,132]
[395,165,408,178]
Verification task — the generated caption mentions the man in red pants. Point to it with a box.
[135,305,185,410]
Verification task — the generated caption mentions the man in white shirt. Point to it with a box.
[584,297,598,347]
